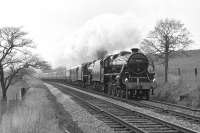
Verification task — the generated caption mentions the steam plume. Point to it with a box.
[61,13,142,67]
[96,48,108,59]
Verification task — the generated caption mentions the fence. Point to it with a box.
[155,65,200,84]
[175,67,198,77]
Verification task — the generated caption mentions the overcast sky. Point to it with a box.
[1,0,200,67]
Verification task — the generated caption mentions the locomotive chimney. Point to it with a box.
[131,48,139,53]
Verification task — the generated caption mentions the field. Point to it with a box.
[153,49,200,107]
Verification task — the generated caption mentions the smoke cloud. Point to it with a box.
[96,48,108,59]
[60,13,142,68]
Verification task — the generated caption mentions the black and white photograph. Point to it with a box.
[0,0,200,132]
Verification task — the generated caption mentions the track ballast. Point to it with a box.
[50,82,198,133]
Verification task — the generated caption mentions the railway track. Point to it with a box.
[129,100,200,125]
[149,99,200,112]
[53,81,200,125]
[50,82,198,133]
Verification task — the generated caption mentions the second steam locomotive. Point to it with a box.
[41,48,156,100]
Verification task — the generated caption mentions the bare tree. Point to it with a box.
[141,19,193,82]
[0,27,50,100]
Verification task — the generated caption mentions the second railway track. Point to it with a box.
[127,100,200,125]
[49,82,198,133]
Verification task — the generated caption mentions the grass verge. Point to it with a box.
[46,87,84,133]
[0,77,63,133]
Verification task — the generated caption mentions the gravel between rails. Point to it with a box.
[54,82,200,132]
[45,83,115,133]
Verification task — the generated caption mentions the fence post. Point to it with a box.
[195,68,197,80]
[178,68,181,76]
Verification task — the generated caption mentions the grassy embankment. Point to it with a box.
[153,49,200,107]
[0,77,63,133]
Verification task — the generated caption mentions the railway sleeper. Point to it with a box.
[123,118,147,120]
[136,123,163,126]
[114,130,130,133]
[108,124,124,128]
[143,127,174,130]
[148,130,179,133]
[113,127,129,130]
[130,121,156,124]
[139,125,182,133]
[121,118,145,121]
[124,120,150,123]
[113,128,131,133]
[120,116,139,119]
[104,121,120,124]
[137,124,166,128]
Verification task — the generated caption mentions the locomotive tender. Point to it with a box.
[41,48,156,100]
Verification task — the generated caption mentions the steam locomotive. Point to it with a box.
[41,48,156,100]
